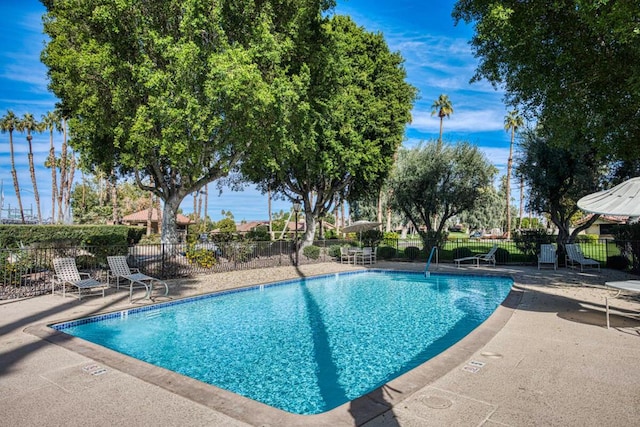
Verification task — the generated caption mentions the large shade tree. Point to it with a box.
[389,141,497,249]
[453,0,640,166]
[516,126,605,253]
[41,0,327,243]
[241,14,416,249]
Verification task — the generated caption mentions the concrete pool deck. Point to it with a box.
[1,262,639,426]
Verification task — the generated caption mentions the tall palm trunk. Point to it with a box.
[26,131,42,223]
[8,128,25,223]
[506,129,515,238]
[48,126,57,222]
[57,118,68,223]
[519,175,524,229]
[65,152,75,222]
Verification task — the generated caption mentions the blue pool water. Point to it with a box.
[53,270,512,415]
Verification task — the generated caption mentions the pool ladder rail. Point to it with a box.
[424,246,438,277]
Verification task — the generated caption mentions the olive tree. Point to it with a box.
[389,141,497,249]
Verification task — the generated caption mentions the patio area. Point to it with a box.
[1,262,639,426]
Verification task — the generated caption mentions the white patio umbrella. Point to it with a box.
[577,177,640,222]
[342,220,382,246]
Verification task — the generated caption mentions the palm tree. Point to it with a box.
[504,110,524,238]
[18,113,43,223]
[431,94,454,150]
[41,111,61,223]
[0,110,25,223]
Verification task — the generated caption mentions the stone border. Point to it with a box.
[26,269,522,426]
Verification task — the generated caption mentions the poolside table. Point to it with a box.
[604,280,640,329]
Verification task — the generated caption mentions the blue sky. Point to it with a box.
[0,0,511,223]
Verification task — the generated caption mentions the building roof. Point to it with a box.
[574,214,628,226]
[122,209,191,225]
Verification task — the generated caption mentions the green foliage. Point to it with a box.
[612,223,640,272]
[246,225,271,241]
[361,229,383,247]
[494,248,510,265]
[404,246,421,260]
[576,234,599,243]
[302,245,320,260]
[324,230,338,239]
[513,229,556,261]
[328,245,343,258]
[389,141,497,246]
[377,246,396,259]
[41,0,333,244]
[452,247,473,260]
[453,1,640,164]
[241,14,416,248]
[383,232,399,246]
[517,128,604,244]
[138,234,161,245]
[607,255,629,271]
[0,225,132,248]
[216,218,237,233]
[186,245,217,269]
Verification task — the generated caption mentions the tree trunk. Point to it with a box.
[519,175,524,229]
[203,183,208,232]
[49,129,57,223]
[505,130,515,238]
[268,188,273,240]
[111,169,118,224]
[8,130,25,223]
[65,153,75,222]
[57,118,67,223]
[156,195,162,236]
[161,196,181,244]
[26,134,42,223]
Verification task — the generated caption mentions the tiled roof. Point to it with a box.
[122,209,191,225]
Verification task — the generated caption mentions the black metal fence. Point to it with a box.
[1,238,637,300]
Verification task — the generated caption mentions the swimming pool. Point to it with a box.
[53,270,512,415]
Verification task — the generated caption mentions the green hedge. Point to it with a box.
[0,225,144,248]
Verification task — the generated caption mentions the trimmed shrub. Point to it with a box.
[495,248,510,264]
[607,255,629,270]
[404,246,421,260]
[377,246,396,259]
[328,245,342,258]
[452,247,473,260]
[303,245,320,260]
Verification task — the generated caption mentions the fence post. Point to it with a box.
[161,243,166,278]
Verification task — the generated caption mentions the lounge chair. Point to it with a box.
[356,247,376,265]
[52,257,108,299]
[107,255,169,303]
[565,244,600,272]
[454,244,498,268]
[537,244,557,270]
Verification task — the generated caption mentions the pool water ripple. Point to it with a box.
[55,270,512,414]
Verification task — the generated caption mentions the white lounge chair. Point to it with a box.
[107,255,169,303]
[537,244,557,270]
[52,257,108,299]
[565,244,600,272]
[454,245,498,268]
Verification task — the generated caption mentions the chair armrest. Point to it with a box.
[79,272,91,279]
[130,267,140,274]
